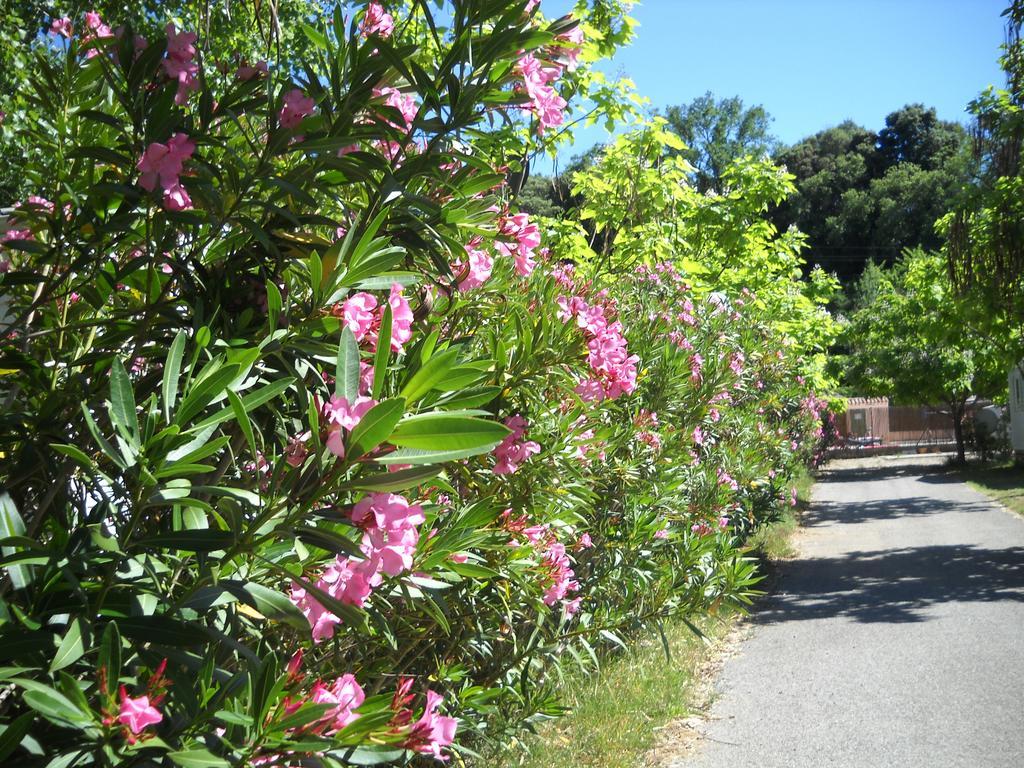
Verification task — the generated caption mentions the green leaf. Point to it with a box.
[347,398,405,458]
[399,347,460,403]
[372,303,392,400]
[50,443,94,469]
[191,378,295,431]
[0,712,34,761]
[448,561,500,579]
[163,331,187,421]
[21,686,90,727]
[50,618,84,672]
[109,358,138,440]
[236,582,309,631]
[168,748,231,768]
[98,622,121,695]
[388,413,510,453]
[0,494,32,590]
[143,530,235,552]
[175,363,241,425]
[346,465,441,491]
[336,326,360,401]
[227,390,258,460]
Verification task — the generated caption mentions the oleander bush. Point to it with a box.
[0,2,832,766]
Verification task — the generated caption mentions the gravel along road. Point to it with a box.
[675,454,1024,768]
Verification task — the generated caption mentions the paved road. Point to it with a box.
[678,455,1024,768]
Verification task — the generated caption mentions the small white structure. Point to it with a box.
[1011,362,1024,458]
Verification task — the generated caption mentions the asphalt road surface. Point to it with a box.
[680,454,1024,768]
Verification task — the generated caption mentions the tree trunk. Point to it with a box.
[951,400,967,464]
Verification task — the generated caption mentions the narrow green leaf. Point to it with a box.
[163,331,187,421]
[50,444,94,469]
[346,465,441,492]
[109,358,138,440]
[388,413,511,452]
[0,494,32,590]
[336,326,360,401]
[50,618,84,672]
[0,712,34,761]
[98,622,121,695]
[227,390,258,460]
[347,398,405,458]
[372,304,391,399]
[399,347,460,403]
[168,748,231,767]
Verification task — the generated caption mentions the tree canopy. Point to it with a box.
[663,91,777,193]
[773,105,971,282]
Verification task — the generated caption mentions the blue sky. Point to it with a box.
[537,0,1009,174]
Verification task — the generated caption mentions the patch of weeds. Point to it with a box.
[488,614,737,768]
[958,461,1024,517]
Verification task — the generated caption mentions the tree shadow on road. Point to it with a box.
[801,496,995,527]
[753,544,1024,624]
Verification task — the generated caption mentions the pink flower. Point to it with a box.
[493,415,541,475]
[386,283,413,353]
[374,86,418,133]
[564,596,582,616]
[497,212,541,277]
[237,60,269,80]
[49,17,72,38]
[118,689,162,734]
[162,25,199,105]
[654,528,670,540]
[137,133,196,210]
[689,353,703,384]
[162,182,193,211]
[360,2,395,39]
[351,492,425,531]
[517,53,566,133]
[692,426,704,446]
[405,691,458,761]
[82,11,113,57]
[285,431,310,467]
[323,395,377,458]
[455,245,493,291]
[309,674,365,733]
[577,532,593,549]
[341,292,379,341]
[553,23,585,71]
[279,88,315,129]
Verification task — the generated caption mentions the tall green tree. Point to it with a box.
[663,91,777,193]
[774,105,971,281]
[944,0,1024,361]
[840,250,1007,462]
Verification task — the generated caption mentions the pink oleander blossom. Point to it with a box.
[279,88,315,129]
[82,11,113,57]
[162,24,199,105]
[385,283,413,353]
[341,292,378,341]
[374,86,418,132]
[49,16,72,37]
[517,53,566,133]
[118,689,162,734]
[137,133,195,210]
[237,60,268,80]
[405,691,458,761]
[309,674,365,733]
[455,245,493,291]
[360,2,395,38]
[493,415,541,475]
[323,395,377,458]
